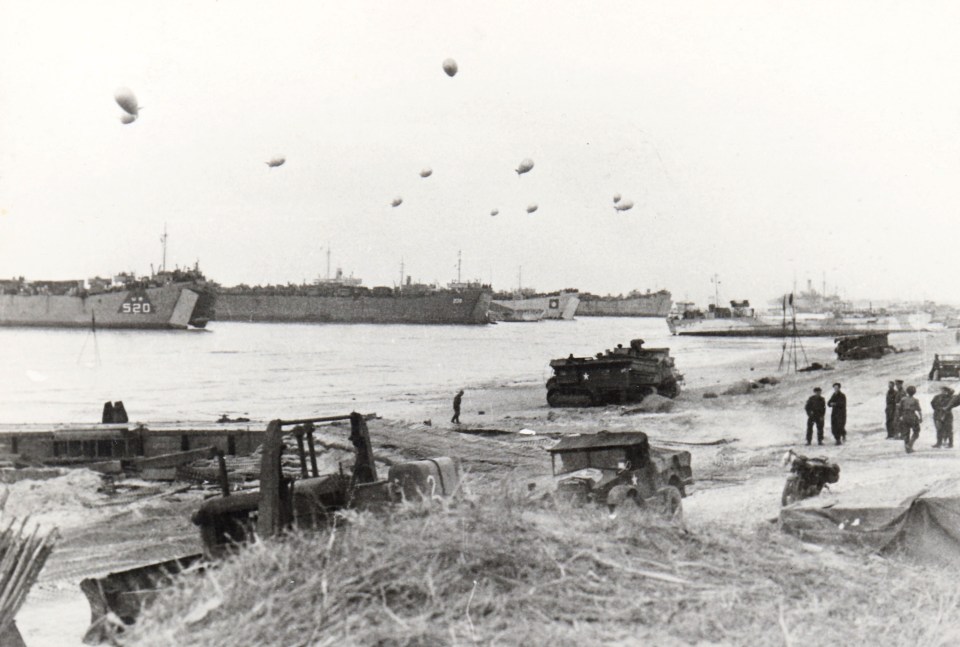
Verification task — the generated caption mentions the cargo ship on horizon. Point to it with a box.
[667,299,930,337]
[0,266,215,330]
[575,289,671,317]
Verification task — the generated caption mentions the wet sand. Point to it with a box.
[12,329,960,646]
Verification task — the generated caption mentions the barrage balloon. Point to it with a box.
[266,157,286,168]
[490,209,499,216]
[526,203,538,214]
[119,114,137,125]
[114,87,140,116]
[420,168,433,178]
[515,158,534,176]
[442,58,458,77]
[391,197,403,207]
[613,193,621,204]
[614,200,634,212]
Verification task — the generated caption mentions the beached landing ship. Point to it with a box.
[576,289,672,318]
[0,267,214,330]
[216,271,492,325]
[546,339,682,407]
[491,290,580,321]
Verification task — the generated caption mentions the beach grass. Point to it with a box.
[122,478,960,646]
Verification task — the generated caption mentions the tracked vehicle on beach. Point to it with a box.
[545,339,682,407]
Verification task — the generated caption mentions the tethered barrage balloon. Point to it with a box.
[442,58,458,77]
[613,193,621,204]
[266,157,286,168]
[114,87,140,116]
[391,197,403,207]
[614,200,634,212]
[420,168,433,178]
[119,114,137,125]
[526,203,538,214]
[490,209,499,216]
[515,158,534,176]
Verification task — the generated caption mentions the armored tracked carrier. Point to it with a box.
[546,339,682,407]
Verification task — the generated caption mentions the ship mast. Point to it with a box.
[159,223,168,274]
[399,258,405,290]
[457,250,462,284]
[710,273,721,308]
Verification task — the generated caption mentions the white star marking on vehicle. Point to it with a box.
[583,373,590,380]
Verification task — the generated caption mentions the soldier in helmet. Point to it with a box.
[931,385,956,448]
[897,385,923,453]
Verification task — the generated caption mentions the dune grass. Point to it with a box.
[123,479,960,646]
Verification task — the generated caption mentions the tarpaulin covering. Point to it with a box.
[779,479,960,564]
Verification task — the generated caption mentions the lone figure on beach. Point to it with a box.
[897,385,922,453]
[451,389,464,424]
[804,387,826,446]
[828,383,847,445]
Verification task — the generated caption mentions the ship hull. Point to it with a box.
[0,284,204,330]
[576,291,671,317]
[492,293,580,320]
[669,314,928,337]
[215,289,492,325]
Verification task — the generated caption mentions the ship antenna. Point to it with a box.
[457,250,462,285]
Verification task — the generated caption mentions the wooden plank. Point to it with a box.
[256,420,284,539]
[129,446,216,470]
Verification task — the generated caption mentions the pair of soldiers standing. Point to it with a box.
[804,383,846,446]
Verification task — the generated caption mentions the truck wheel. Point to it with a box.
[668,476,687,498]
[654,486,683,521]
[606,484,641,515]
[781,476,802,506]
[546,389,561,407]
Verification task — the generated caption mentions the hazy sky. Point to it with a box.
[2,1,959,305]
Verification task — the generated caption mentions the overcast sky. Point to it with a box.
[1,1,958,305]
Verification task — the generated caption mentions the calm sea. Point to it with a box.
[0,319,855,424]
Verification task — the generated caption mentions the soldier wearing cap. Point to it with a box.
[931,385,956,448]
[885,381,898,438]
[828,382,847,445]
[804,387,826,446]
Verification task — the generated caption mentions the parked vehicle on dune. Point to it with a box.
[547,431,692,520]
[546,339,682,407]
[834,333,895,360]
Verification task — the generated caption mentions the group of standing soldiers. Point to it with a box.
[884,380,958,453]
[804,383,846,446]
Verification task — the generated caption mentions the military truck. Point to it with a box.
[547,431,692,519]
[546,339,682,407]
[834,333,894,360]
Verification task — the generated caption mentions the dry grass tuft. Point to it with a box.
[124,478,960,646]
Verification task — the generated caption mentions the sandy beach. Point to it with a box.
[10,329,960,645]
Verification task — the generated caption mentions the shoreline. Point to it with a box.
[9,330,960,645]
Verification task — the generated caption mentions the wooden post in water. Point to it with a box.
[257,419,284,539]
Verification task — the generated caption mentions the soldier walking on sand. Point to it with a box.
[828,382,847,445]
[451,389,464,424]
[894,379,906,438]
[897,385,922,453]
[931,386,956,448]
[885,381,898,438]
[804,387,826,446]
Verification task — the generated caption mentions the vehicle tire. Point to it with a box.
[606,484,640,515]
[781,476,802,506]
[654,485,683,521]
[546,389,561,407]
[668,476,687,498]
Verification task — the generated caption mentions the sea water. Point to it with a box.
[0,319,871,424]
